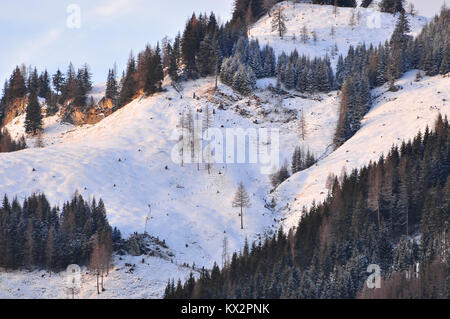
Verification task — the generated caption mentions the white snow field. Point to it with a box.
[270,71,450,230]
[249,2,428,66]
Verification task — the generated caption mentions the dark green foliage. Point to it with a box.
[8,66,26,100]
[105,68,118,103]
[166,116,450,299]
[361,0,373,8]
[144,44,164,95]
[52,69,65,96]
[182,14,201,79]
[0,193,113,272]
[27,68,39,95]
[168,34,182,82]
[118,53,137,108]
[312,0,357,7]
[292,146,317,174]
[379,0,405,14]
[38,70,51,99]
[24,93,42,135]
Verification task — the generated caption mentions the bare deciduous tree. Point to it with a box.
[232,182,251,230]
[271,8,287,39]
[299,108,307,140]
[89,242,111,294]
[300,25,309,44]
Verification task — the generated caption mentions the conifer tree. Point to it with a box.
[105,69,118,102]
[8,66,26,100]
[25,92,43,135]
[52,69,65,96]
[119,52,137,107]
[38,70,51,99]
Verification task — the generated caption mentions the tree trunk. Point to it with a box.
[406,209,409,237]
[241,206,244,230]
[377,207,381,229]
[96,273,100,294]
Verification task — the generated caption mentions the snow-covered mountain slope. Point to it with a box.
[249,2,428,65]
[270,71,450,230]
[0,77,338,269]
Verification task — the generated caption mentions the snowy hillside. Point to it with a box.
[249,2,428,65]
[0,77,339,270]
[270,71,450,230]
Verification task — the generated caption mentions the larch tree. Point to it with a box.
[232,182,251,230]
[299,108,307,140]
[89,241,111,294]
[300,25,309,44]
[203,105,214,174]
[89,243,102,294]
[271,8,287,39]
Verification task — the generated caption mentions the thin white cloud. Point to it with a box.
[17,28,64,64]
[94,0,142,18]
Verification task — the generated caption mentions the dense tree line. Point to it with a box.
[220,38,276,95]
[277,51,334,93]
[165,115,449,299]
[0,193,113,272]
[0,129,26,152]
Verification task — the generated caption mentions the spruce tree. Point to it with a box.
[25,92,43,135]
[105,69,118,101]
[52,69,65,96]
[119,52,137,107]
[8,66,26,100]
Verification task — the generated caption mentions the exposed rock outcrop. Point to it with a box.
[1,97,28,126]
[60,97,114,126]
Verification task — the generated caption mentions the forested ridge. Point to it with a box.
[165,115,449,299]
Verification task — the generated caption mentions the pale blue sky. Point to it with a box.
[0,0,234,84]
[0,0,445,85]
